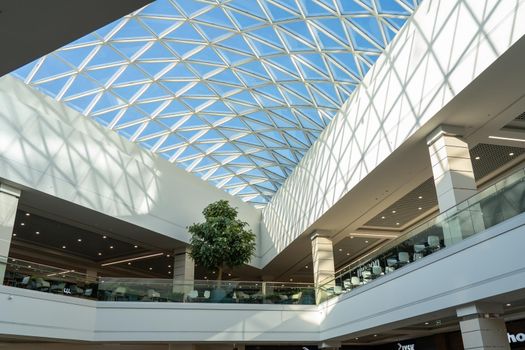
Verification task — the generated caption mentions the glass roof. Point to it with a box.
[11,0,420,207]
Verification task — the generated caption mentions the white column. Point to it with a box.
[172,247,194,297]
[457,303,510,350]
[311,231,335,303]
[427,126,483,245]
[0,183,20,282]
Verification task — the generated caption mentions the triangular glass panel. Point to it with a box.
[115,122,143,139]
[111,18,156,40]
[218,34,252,54]
[164,22,203,41]
[158,99,190,116]
[64,92,98,113]
[85,65,121,85]
[112,65,148,85]
[190,47,224,65]
[163,63,196,79]
[138,41,176,60]
[62,75,100,99]
[264,1,297,21]
[55,46,95,67]
[93,109,120,127]
[139,0,184,18]
[140,17,178,36]
[112,41,149,60]
[32,55,74,82]
[228,8,266,28]
[196,7,236,28]
[34,75,71,98]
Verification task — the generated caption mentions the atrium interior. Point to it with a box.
[1,0,525,349]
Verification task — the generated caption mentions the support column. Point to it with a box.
[427,126,483,246]
[172,247,194,298]
[311,231,335,303]
[0,183,20,283]
[457,303,510,350]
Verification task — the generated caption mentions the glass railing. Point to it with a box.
[2,257,316,305]
[319,168,525,302]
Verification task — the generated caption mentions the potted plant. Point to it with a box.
[188,200,256,302]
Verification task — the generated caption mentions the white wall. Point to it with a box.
[260,0,525,266]
[0,75,262,265]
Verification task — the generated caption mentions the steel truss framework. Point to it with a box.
[12,0,420,206]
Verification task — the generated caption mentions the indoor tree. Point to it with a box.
[188,199,256,282]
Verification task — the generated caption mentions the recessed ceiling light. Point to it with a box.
[346,252,350,256]
[509,152,515,156]
[168,271,171,274]
[102,235,107,239]
[27,265,31,268]
[35,231,40,235]
[355,337,359,340]
[20,223,25,226]
[204,276,208,279]
[98,252,102,256]
[381,216,386,219]
[166,254,170,257]
[374,334,378,337]
[418,207,422,210]
[418,196,423,199]
[25,213,30,216]
[127,262,131,265]
[149,267,152,270]
[62,245,66,249]
[77,238,82,242]
[168,265,171,268]
[134,245,138,248]
[289,278,293,282]
[475,156,480,160]
[281,284,285,287]
[12,233,16,236]
[350,236,354,239]
[212,271,216,274]
[425,322,429,325]
[305,265,308,269]
[109,246,114,249]
[365,240,369,243]
[392,210,396,214]
[506,303,512,307]
[228,273,232,277]
[396,222,400,226]
[338,248,343,252]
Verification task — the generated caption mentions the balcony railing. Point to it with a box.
[2,257,316,305]
[319,167,525,301]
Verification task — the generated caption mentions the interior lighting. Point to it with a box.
[289,278,293,282]
[350,236,354,239]
[109,246,114,249]
[338,248,343,252]
[35,231,40,235]
[346,253,350,256]
[168,265,171,268]
[134,245,138,248]
[373,334,378,337]
[305,265,308,269]
[102,235,107,239]
[149,267,153,271]
[166,254,170,257]
[509,152,515,156]
[98,252,102,256]
[475,156,480,160]
[25,213,30,216]
[128,262,131,265]
[77,238,82,242]
[100,252,164,266]
[62,245,66,249]
[424,322,429,325]
[506,303,512,307]
[396,222,400,226]
[418,196,423,199]
[12,233,16,236]
[228,273,232,277]
[20,223,25,226]
[489,135,525,143]
[365,240,369,243]
[381,216,385,219]
[391,210,396,214]
[418,207,422,210]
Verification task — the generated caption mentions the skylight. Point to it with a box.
[11,0,420,207]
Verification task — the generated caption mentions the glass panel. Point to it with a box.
[320,168,525,301]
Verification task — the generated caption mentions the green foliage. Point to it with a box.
[188,200,256,280]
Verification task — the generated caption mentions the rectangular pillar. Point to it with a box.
[311,231,335,303]
[427,126,483,246]
[172,247,194,298]
[457,303,510,350]
[0,183,20,283]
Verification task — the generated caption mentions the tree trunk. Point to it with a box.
[217,266,223,286]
